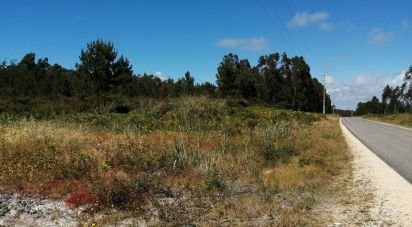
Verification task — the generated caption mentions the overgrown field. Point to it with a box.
[0,97,350,225]
[362,113,412,128]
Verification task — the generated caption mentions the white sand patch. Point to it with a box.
[341,119,412,225]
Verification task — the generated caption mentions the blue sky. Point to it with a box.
[1,0,412,109]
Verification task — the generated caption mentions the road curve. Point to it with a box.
[342,117,412,183]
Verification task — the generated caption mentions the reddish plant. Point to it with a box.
[65,189,98,208]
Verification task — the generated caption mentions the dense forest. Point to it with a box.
[0,39,331,115]
[355,68,412,115]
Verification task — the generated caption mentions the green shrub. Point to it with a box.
[260,144,295,165]
[110,104,131,114]
[0,114,20,124]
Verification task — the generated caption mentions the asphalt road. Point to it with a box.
[342,117,412,183]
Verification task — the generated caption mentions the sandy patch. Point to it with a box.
[0,193,78,227]
[340,119,412,225]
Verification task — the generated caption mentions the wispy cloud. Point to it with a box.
[319,22,334,31]
[325,71,406,110]
[288,11,332,31]
[216,37,268,51]
[368,28,393,45]
[325,75,335,85]
[402,19,410,29]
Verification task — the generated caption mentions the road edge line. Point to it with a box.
[359,117,412,132]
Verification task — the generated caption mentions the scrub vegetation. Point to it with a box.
[0,39,348,225]
[0,97,350,225]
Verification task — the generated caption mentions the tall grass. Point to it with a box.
[0,97,349,225]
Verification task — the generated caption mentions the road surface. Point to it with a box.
[342,117,412,183]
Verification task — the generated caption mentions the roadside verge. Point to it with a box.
[340,119,412,225]
[360,117,412,132]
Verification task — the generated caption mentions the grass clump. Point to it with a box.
[204,169,226,192]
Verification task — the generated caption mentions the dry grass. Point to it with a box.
[0,97,350,225]
[363,113,412,128]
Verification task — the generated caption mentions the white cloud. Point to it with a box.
[368,28,393,45]
[388,71,406,86]
[288,11,329,28]
[216,37,268,51]
[325,75,335,85]
[154,72,167,81]
[352,74,370,86]
[324,71,406,110]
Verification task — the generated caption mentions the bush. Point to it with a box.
[90,174,157,209]
[260,145,295,165]
[61,153,96,179]
[156,101,173,117]
[111,104,131,114]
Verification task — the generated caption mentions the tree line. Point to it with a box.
[0,39,331,114]
[355,69,412,115]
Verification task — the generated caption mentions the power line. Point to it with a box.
[264,0,324,77]
[279,0,328,107]
[282,0,311,54]
[256,0,300,55]
[280,0,323,74]
[258,0,326,85]
[264,0,305,56]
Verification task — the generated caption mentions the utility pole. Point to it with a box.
[323,74,326,114]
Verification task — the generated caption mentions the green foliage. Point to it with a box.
[216,53,239,97]
[0,40,332,115]
[215,52,330,113]
[356,68,412,115]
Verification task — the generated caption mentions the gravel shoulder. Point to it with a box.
[338,119,412,225]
